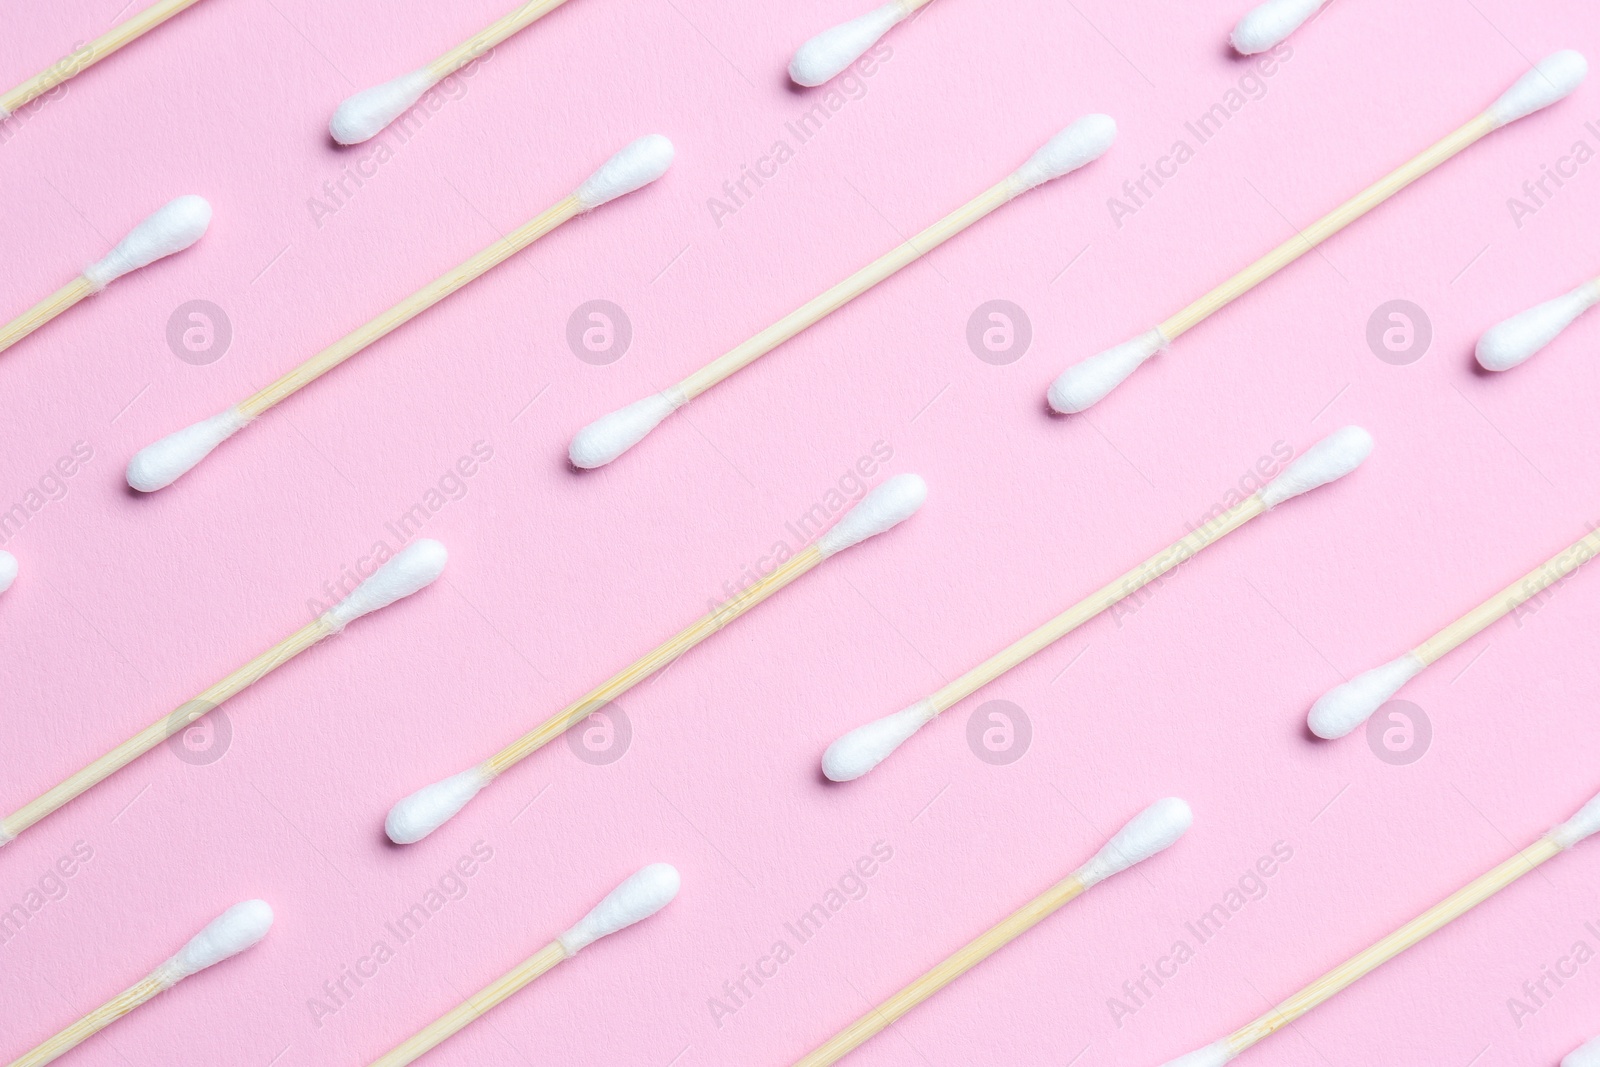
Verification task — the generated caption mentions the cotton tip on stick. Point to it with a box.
[788,0,931,87]
[0,0,212,120]
[1156,787,1600,1066]
[1230,0,1327,55]
[1476,275,1600,370]
[126,139,670,493]
[1308,523,1600,739]
[1047,50,1588,414]
[0,551,16,594]
[387,476,927,842]
[1566,1035,1600,1067]
[0,196,212,357]
[366,865,677,1067]
[6,899,271,1067]
[330,0,574,143]
[791,799,1191,1066]
[0,541,446,844]
[823,429,1371,781]
[568,116,1115,469]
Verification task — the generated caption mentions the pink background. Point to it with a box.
[3,0,1600,1064]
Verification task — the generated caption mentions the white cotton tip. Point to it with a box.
[1230,0,1325,54]
[574,135,675,211]
[1047,328,1167,414]
[163,900,274,981]
[788,2,907,87]
[1564,1035,1600,1067]
[1074,798,1193,888]
[329,68,436,145]
[1476,280,1600,371]
[125,407,251,492]
[385,767,492,844]
[322,539,446,633]
[1259,425,1373,508]
[817,473,927,557]
[1307,653,1425,739]
[558,863,681,954]
[1009,114,1118,195]
[568,389,685,469]
[83,196,212,291]
[1488,50,1588,128]
[0,551,16,594]
[1160,1040,1237,1067]
[822,698,937,782]
[1551,791,1600,850]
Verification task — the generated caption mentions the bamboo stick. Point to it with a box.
[424,0,573,81]
[0,0,209,116]
[0,278,95,356]
[8,975,168,1067]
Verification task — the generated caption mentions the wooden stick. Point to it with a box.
[237,195,581,417]
[0,0,209,116]
[0,277,95,356]
[8,974,168,1067]
[1157,115,1495,341]
[1165,789,1600,1065]
[0,618,333,843]
[368,942,567,1067]
[423,0,573,81]
[793,799,1192,1066]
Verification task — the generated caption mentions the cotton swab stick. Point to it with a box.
[1307,525,1600,739]
[1230,0,1327,55]
[792,798,1192,1067]
[366,864,678,1067]
[0,552,15,594]
[567,115,1116,469]
[1157,788,1600,1067]
[823,428,1371,781]
[6,899,272,1067]
[788,0,935,87]
[0,0,211,120]
[1566,1036,1600,1067]
[125,137,672,493]
[330,0,574,144]
[1476,274,1600,371]
[386,475,927,842]
[0,540,446,845]
[0,196,211,357]
[1048,50,1590,414]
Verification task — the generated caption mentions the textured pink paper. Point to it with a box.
[2,1,1599,1065]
